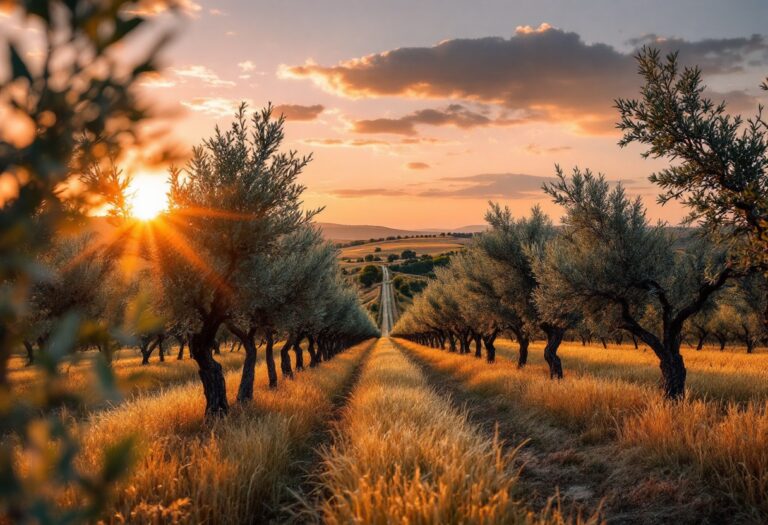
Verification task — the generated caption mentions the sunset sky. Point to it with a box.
[6,0,768,229]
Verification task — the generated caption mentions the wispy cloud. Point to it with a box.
[350,104,522,136]
[172,65,235,87]
[406,162,430,170]
[331,188,410,198]
[524,143,572,155]
[139,72,177,88]
[181,97,249,117]
[302,137,447,148]
[328,173,555,200]
[328,172,652,200]
[419,173,557,199]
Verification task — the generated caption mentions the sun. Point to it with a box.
[129,175,168,220]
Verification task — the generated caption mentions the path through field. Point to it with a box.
[379,266,397,335]
[299,337,557,523]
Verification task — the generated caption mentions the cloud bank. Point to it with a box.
[283,25,767,134]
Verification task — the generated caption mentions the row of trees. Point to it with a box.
[21,104,379,417]
[394,49,768,400]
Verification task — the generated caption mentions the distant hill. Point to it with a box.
[316,223,428,241]
[316,222,488,241]
[442,224,488,234]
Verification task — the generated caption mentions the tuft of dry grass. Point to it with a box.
[53,340,374,524]
[310,338,599,525]
[620,400,768,519]
[397,338,768,520]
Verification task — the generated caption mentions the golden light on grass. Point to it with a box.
[395,338,768,518]
[55,340,374,523]
[312,338,563,524]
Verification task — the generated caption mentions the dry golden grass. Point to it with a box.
[496,340,768,403]
[310,338,597,525]
[8,348,244,409]
[620,400,768,520]
[53,340,374,524]
[397,339,649,439]
[396,338,768,520]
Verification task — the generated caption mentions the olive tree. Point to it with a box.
[535,167,735,398]
[722,273,768,353]
[617,48,768,270]
[21,233,118,364]
[227,225,334,394]
[156,104,315,417]
[445,250,506,362]
[479,204,576,377]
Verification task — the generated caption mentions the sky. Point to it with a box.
[6,0,768,229]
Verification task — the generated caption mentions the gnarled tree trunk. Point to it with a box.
[307,335,319,367]
[448,333,457,352]
[190,326,228,417]
[542,325,565,379]
[237,336,258,402]
[659,352,686,399]
[292,336,304,371]
[280,338,294,379]
[482,330,498,363]
[510,326,529,368]
[264,332,278,388]
[176,336,186,360]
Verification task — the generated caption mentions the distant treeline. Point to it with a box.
[336,232,473,248]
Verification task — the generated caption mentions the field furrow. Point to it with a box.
[303,338,595,524]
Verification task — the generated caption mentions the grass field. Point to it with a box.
[395,338,768,523]
[495,340,768,403]
[7,348,244,411]
[57,340,375,523]
[9,336,768,523]
[339,236,469,262]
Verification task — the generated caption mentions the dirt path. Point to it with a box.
[392,339,722,525]
[379,266,397,335]
[269,339,376,524]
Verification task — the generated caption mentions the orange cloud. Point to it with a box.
[273,104,325,121]
[302,137,446,148]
